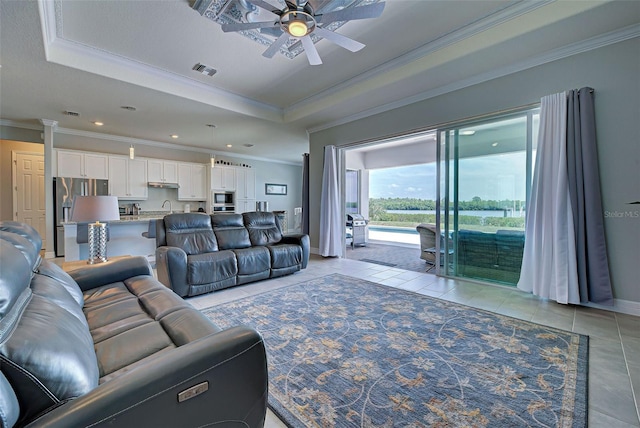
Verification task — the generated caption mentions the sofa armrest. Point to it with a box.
[280,233,310,269]
[25,326,268,428]
[155,246,189,297]
[69,256,153,291]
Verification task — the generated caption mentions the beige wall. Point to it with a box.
[0,140,44,221]
[309,38,640,304]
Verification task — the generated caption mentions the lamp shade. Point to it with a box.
[70,196,120,222]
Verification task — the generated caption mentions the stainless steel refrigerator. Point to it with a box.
[54,177,109,257]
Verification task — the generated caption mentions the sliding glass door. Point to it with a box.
[438,109,539,285]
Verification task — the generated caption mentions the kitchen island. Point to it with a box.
[63,214,166,262]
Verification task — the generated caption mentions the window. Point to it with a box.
[345,169,360,214]
[438,108,539,285]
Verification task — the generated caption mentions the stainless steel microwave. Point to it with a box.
[214,192,233,204]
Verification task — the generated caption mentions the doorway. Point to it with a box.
[342,131,437,273]
[12,151,46,249]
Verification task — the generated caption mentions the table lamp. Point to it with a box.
[70,195,120,264]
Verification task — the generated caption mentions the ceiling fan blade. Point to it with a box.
[260,26,284,38]
[263,32,290,58]
[317,2,385,24]
[300,35,322,65]
[313,27,364,52]
[221,20,278,32]
[248,0,281,15]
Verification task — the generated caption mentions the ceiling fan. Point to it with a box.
[220,0,386,65]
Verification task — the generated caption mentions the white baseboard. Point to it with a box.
[584,299,640,317]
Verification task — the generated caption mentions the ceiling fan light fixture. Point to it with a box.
[288,19,309,37]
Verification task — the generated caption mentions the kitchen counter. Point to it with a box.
[63,219,158,262]
[63,211,209,261]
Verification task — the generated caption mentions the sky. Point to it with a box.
[369,152,528,201]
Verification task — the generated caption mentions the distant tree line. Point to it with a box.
[367,197,526,228]
[369,197,525,212]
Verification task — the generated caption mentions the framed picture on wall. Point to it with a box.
[265,183,287,195]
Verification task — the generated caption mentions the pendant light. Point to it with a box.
[208,124,216,168]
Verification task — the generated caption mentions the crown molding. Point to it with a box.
[0,119,45,131]
[307,24,640,134]
[53,127,301,166]
[286,0,555,121]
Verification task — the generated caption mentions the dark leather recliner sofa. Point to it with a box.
[0,221,268,428]
[155,211,310,298]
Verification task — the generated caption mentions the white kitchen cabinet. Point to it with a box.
[235,168,255,213]
[178,163,207,201]
[108,156,148,200]
[235,168,256,200]
[57,150,108,179]
[147,159,178,184]
[235,199,256,214]
[210,166,236,191]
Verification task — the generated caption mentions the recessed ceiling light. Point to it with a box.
[460,130,475,136]
[93,121,104,126]
[226,144,233,148]
[170,134,179,139]
[491,142,499,147]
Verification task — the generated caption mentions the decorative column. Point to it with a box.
[40,119,57,259]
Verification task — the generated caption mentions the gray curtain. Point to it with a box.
[566,87,613,305]
[301,153,309,235]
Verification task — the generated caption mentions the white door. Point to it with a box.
[14,152,46,249]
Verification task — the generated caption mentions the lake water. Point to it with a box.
[386,209,524,218]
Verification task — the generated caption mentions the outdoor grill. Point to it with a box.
[346,213,368,248]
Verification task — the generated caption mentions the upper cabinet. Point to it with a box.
[57,150,108,179]
[147,159,179,184]
[109,156,148,200]
[211,165,236,191]
[178,163,207,201]
[236,168,256,201]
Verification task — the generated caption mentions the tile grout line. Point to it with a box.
[615,312,640,425]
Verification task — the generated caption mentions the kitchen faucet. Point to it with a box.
[162,200,172,213]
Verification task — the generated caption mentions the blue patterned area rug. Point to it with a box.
[201,274,588,427]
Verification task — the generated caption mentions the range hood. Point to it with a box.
[148,182,180,189]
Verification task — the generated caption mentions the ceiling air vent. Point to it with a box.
[192,63,217,77]
[64,110,80,117]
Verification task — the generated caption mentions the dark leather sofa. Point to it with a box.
[0,221,268,428]
[155,211,310,298]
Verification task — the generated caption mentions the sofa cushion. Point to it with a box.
[0,231,40,271]
[36,259,85,306]
[0,241,31,321]
[164,213,218,255]
[187,250,237,286]
[31,274,89,328]
[268,244,303,269]
[0,221,42,258]
[0,372,19,428]
[84,276,221,380]
[1,293,99,424]
[233,246,270,275]
[243,212,282,246]
[212,214,252,250]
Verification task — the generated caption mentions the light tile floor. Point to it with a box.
[183,254,640,427]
